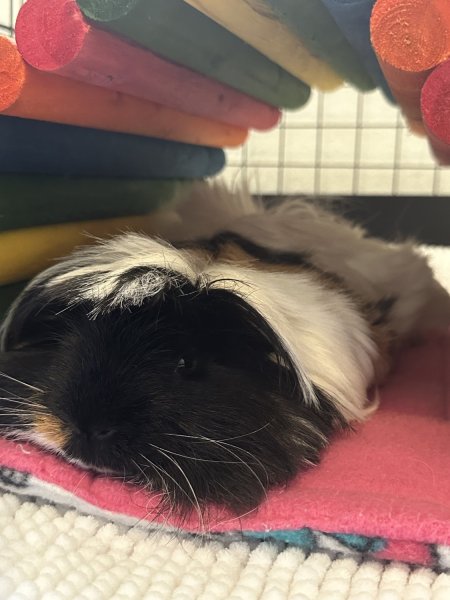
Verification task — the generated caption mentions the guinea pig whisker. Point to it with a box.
[148,446,204,531]
[161,432,207,440]
[0,383,35,396]
[215,422,273,442]
[0,407,39,418]
[160,430,269,496]
[71,468,90,495]
[132,464,173,526]
[0,404,48,414]
[136,455,182,525]
[144,442,241,465]
[208,438,269,500]
[0,398,46,411]
[130,458,155,489]
[0,409,43,417]
[162,421,272,443]
[164,431,268,503]
[186,432,270,498]
[0,371,44,394]
[0,386,30,399]
[0,398,46,410]
[130,459,173,528]
[0,391,40,400]
[138,451,204,529]
[0,408,47,419]
[135,454,172,499]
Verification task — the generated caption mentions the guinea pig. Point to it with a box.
[1,183,449,516]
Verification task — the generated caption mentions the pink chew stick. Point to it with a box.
[15,0,280,131]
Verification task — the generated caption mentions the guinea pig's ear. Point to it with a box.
[0,278,69,351]
[187,286,301,382]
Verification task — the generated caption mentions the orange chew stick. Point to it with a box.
[371,0,450,121]
[0,37,247,148]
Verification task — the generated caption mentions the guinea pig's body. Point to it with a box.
[1,183,449,515]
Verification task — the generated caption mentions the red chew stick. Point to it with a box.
[15,0,280,131]
[421,59,450,165]
[371,0,450,121]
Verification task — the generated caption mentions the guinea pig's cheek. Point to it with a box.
[30,413,69,453]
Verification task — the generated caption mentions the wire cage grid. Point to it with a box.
[225,89,449,196]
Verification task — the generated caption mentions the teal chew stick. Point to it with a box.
[76,0,311,109]
[0,176,187,232]
[265,0,375,91]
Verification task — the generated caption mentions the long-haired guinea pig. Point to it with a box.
[1,183,449,515]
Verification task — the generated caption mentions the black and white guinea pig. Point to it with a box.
[1,183,449,515]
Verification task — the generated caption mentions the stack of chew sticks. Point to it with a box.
[189,0,450,161]
[1,0,447,313]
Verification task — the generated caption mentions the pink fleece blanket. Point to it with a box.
[1,333,449,570]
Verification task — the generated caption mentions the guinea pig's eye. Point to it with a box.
[176,355,201,377]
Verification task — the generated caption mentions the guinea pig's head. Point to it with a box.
[0,234,340,516]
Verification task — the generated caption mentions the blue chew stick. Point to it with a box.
[320,0,394,101]
[0,115,225,179]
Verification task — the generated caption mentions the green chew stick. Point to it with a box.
[76,0,311,109]
[0,176,186,232]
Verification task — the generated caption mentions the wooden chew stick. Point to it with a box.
[0,214,163,285]
[183,0,342,92]
[371,0,450,121]
[77,0,312,109]
[421,60,450,165]
[15,0,280,131]
[0,37,247,148]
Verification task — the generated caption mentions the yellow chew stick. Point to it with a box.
[183,0,342,92]
[0,214,161,284]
